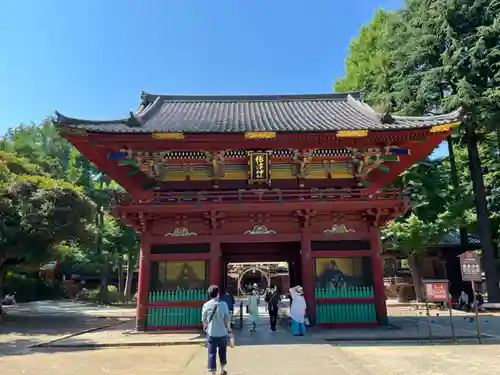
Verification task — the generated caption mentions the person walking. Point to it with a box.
[265,285,281,331]
[222,288,235,328]
[202,285,231,375]
[247,287,260,332]
[289,286,307,336]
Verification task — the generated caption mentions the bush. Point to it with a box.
[4,274,65,302]
[77,285,126,304]
[105,285,124,303]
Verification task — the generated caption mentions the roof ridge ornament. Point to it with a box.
[140,90,149,105]
[380,112,395,124]
[126,112,142,127]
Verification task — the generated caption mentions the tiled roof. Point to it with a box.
[435,231,480,247]
[383,230,480,248]
[54,91,461,134]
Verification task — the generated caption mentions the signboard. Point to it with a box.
[423,280,449,302]
[248,151,270,183]
[459,252,482,282]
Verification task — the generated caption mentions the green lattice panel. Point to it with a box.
[314,286,377,324]
[146,307,202,328]
[314,286,374,299]
[315,303,377,324]
[148,289,208,302]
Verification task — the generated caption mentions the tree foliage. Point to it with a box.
[0,121,139,301]
[336,0,500,299]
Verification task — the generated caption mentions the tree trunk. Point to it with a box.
[0,263,7,299]
[124,252,134,299]
[99,262,108,304]
[117,258,124,295]
[447,135,469,246]
[96,209,108,304]
[466,124,500,301]
[408,254,424,302]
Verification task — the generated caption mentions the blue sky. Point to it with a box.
[0,0,446,156]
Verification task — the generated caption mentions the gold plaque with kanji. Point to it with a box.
[248,152,270,184]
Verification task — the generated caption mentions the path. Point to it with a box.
[0,300,134,355]
[2,301,500,374]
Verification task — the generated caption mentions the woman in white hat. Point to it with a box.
[289,286,307,336]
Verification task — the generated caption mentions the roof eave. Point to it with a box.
[52,111,136,128]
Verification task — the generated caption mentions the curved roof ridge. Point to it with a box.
[135,95,163,122]
[392,107,463,121]
[345,95,385,123]
[53,111,129,126]
[140,91,363,103]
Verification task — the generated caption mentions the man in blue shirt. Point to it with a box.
[202,285,231,375]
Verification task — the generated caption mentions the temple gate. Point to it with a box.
[55,91,460,330]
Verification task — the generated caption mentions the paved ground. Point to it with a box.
[1,300,136,318]
[7,301,500,350]
[0,346,201,375]
[0,301,133,355]
[2,300,500,374]
[2,337,500,375]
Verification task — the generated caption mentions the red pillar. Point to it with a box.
[300,233,315,324]
[209,239,221,287]
[370,226,388,324]
[136,233,151,331]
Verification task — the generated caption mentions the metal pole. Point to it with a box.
[239,300,244,330]
[425,299,433,343]
[471,281,482,344]
[447,294,456,343]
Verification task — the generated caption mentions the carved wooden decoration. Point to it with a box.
[244,225,277,235]
[292,149,312,180]
[165,227,198,236]
[324,224,356,233]
[210,151,226,179]
[348,153,365,177]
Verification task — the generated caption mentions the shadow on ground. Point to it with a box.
[4,300,500,358]
[0,301,134,357]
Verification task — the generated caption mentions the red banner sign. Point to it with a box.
[424,281,449,302]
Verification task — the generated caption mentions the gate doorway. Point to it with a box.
[226,262,290,297]
[221,242,301,295]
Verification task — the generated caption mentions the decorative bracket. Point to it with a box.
[367,208,382,227]
[295,208,316,229]
[203,210,226,231]
[138,212,147,232]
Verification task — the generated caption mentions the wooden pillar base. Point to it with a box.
[209,239,222,287]
[370,227,388,324]
[136,233,151,331]
[300,233,315,324]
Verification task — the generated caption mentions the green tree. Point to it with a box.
[0,152,95,294]
[334,8,400,109]
[0,121,139,304]
[336,0,500,300]
[392,0,500,300]
[383,214,444,301]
